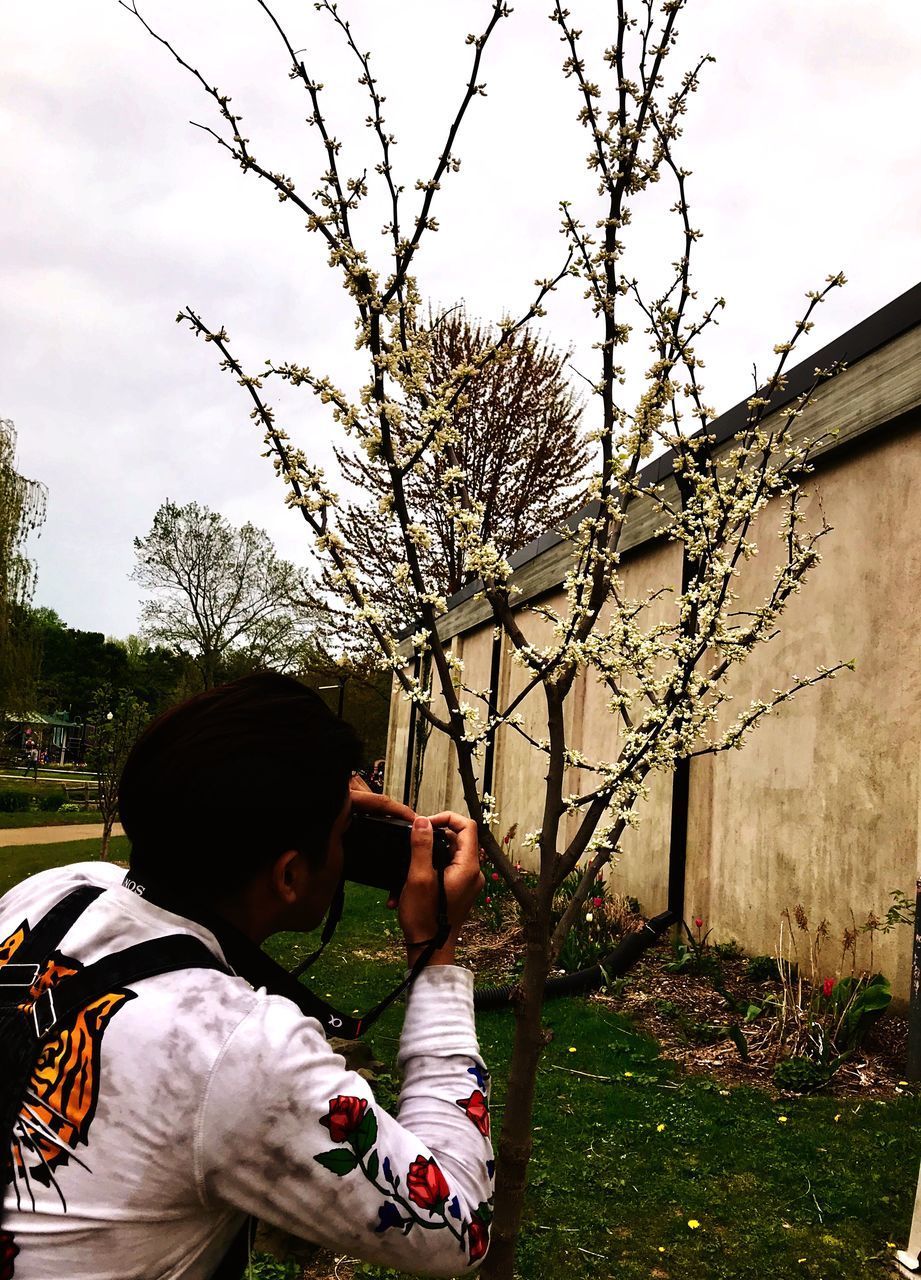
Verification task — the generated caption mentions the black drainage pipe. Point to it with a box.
[473,909,674,1010]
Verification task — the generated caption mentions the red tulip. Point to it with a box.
[822,977,834,999]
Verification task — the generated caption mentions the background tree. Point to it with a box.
[30,609,187,727]
[86,685,148,858]
[112,633,195,713]
[0,419,46,724]
[132,500,317,689]
[335,310,591,629]
[128,3,851,1276]
[298,642,392,763]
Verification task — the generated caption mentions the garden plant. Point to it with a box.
[124,2,856,1274]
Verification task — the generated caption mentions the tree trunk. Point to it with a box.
[100,815,113,860]
[482,919,552,1280]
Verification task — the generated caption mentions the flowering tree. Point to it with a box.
[124,2,851,1275]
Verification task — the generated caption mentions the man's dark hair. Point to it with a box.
[119,672,362,898]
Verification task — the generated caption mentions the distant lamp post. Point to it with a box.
[318,677,348,719]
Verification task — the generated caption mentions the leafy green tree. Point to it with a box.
[0,420,46,723]
[110,634,193,714]
[30,615,188,734]
[132,501,317,689]
[33,618,131,725]
[86,686,148,859]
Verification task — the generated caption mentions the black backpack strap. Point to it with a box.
[5,886,104,964]
[0,886,106,1016]
[19,934,229,1037]
[1,910,249,1280]
[210,1218,254,1280]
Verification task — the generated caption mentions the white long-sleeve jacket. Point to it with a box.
[0,862,493,1279]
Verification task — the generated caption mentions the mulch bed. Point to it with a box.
[457,911,913,1100]
[600,942,911,1098]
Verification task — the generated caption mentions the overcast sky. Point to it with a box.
[3,1,919,639]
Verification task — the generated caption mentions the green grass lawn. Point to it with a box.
[2,841,918,1279]
[0,774,102,828]
[0,836,128,896]
[0,809,104,829]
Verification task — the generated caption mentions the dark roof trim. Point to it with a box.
[441,280,921,614]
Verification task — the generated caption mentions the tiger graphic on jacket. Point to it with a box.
[0,919,134,1198]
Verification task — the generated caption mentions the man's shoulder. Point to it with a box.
[0,860,122,925]
[0,860,332,1066]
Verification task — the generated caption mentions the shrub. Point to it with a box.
[773,1054,831,1093]
[666,917,723,981]
[245,1256,301,1280]
[476,823,531,932]
[683,1020,726,1046]
[764,896,908,1079]
[713,938,744,960]
[0,790,31,813]
[58,803,81,813]
[39,791,65,812]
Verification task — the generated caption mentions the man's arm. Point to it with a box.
[195,975,492,1275]
[197,804,492,1274]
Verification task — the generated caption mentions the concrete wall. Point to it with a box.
[385,355,921,997]
[684,421,921,997]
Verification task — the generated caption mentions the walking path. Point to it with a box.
[0,823,123,848]
[0,770,100,784]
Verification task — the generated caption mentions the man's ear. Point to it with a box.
[271,848,306,906]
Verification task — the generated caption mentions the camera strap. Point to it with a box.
[287,876,345,979]
[121,867,451,1041]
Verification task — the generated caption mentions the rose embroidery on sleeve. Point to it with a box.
[320,1094,368,1143]
[455,1089,490,1137]
[406,1155,449,1210]
[314,1095,493,1264]
[314,1096,490,1262]
[467,1213,489,1263]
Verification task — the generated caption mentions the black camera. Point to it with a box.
[343,814,453,896]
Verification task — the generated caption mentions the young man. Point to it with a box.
[22,745,39,782]
[0,674,491,1278]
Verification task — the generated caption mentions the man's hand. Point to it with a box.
[345,781,483,963]
[348,775,415,823]
[399,812,483,967]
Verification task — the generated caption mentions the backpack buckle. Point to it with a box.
[31,988,57,1038]
[0,963,40,990]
